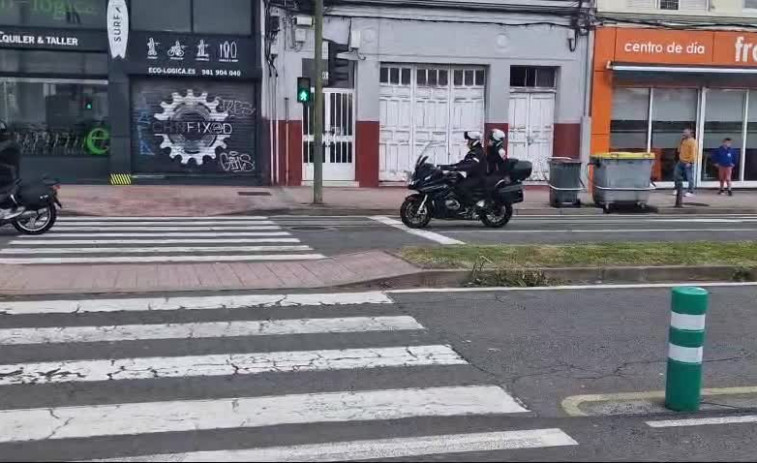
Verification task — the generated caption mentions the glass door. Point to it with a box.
[699,89,746,186]
[650,88,700,184]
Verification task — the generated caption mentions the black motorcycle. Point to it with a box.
[0,177,62,235]
[401,155,532,229]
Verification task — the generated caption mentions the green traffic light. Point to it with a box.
[298,89,309,103]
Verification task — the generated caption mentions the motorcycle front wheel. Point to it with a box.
[12,204,57,235]
[480,203,513,228]
[400,195,432,229]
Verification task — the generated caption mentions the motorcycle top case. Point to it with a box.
[509,160,533,182]
[17,183,52,208]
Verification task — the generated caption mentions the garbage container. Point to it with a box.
[548,157,583,208]
[590,152,655,212]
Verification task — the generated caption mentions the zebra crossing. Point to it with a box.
[0,291,578,461]
[0,216,325,264]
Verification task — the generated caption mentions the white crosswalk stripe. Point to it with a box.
[2,216,326,264]
[0,291,578,460]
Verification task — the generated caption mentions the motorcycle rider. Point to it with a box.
[0,121,22,219]
[486,129,509,176]
[442,131,486,211]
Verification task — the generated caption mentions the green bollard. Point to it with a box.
[665,286,709,412]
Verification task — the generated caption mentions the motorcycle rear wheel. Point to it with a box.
[12,205,57,235]
[400,196,432,229]
[480,203,513,228]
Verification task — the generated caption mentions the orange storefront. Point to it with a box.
[592,27,757,186]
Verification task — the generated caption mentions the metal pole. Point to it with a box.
[312,0,324,204]
[665,287,709,412]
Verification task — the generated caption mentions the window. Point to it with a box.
[659,0,679,9]
[651,89,698,182]
[610,88,650,154]
[193,0,251,35]
[510,66,556,88]
[132,0,252,34]
[0,50,107,76]
[0,0,106,29]
[701,90,745,182]
[0,77,109,157]
[746,0,757,8]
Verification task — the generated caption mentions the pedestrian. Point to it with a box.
[713,137,736,196]
[674,128,698,197]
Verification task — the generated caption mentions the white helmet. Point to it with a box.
[490,129,506,143]
[464,131,482,142]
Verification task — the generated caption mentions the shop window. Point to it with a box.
[0,50,107,76]
[746,0,757,9]
[701,89,744,182]
[610,87,650,154]
[0,77,109,157]
[510,67,556,88]
[745,91,757,181]
[651,88,698,182]
[0,0,106,29]
[132,0,191,32]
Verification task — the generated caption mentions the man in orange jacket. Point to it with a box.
[675,128,698,197]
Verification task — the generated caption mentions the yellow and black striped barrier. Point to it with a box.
[110,173,132,185]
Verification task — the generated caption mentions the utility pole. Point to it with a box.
[312,0,324,204]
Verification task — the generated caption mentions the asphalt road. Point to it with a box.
[1,214,755,264]
[1,285,756,461]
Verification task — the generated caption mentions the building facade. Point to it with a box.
[266,0,593,187]
[0,0,264,184]
[593,0,757,187]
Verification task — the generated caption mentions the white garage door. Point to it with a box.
[379,65,486,182]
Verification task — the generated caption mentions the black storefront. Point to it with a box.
[0,0,262,184]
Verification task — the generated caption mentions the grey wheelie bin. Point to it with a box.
[590,152,655,213]
[548,157,583,208]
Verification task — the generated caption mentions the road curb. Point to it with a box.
[336,265,756,290]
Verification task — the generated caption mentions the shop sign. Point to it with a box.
[126,32,258,80]
[107,0,129,59]
[613,28,757,67]
[0,26,106,51]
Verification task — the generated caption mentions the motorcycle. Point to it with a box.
[0,177,62,235]
[401,150,532,229]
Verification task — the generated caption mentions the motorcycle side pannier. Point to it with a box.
[17,183,51,208]
[509,160,533,182]
[496,183,524,204]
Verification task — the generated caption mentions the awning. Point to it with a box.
[609,62,757,75]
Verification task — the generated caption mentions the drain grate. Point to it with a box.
[238,191,272,197]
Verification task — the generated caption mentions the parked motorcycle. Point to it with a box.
[401,153,532,229]
[0,178,62,235]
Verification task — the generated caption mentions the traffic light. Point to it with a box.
[296,77,311,104]
[327,40,350,86]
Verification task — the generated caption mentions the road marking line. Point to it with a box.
[0,291,394,315]
[57,221,278,227]
[0,316,423,345]
[0,245,314,255]
[53,226,281,232]
[647,415,757,428]
[369,216,465,245]
[442,228,757,234]
[20,232,293,238]
[90,429,577,462]
[0,386,527,443]
[0,254,326,265]
[389,282,757,295]
[561,386,757,417]
[58,216,270,221]
[0,345,466,385]
[12,238,302,245]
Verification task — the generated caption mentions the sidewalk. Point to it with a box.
[59,185,757,217]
